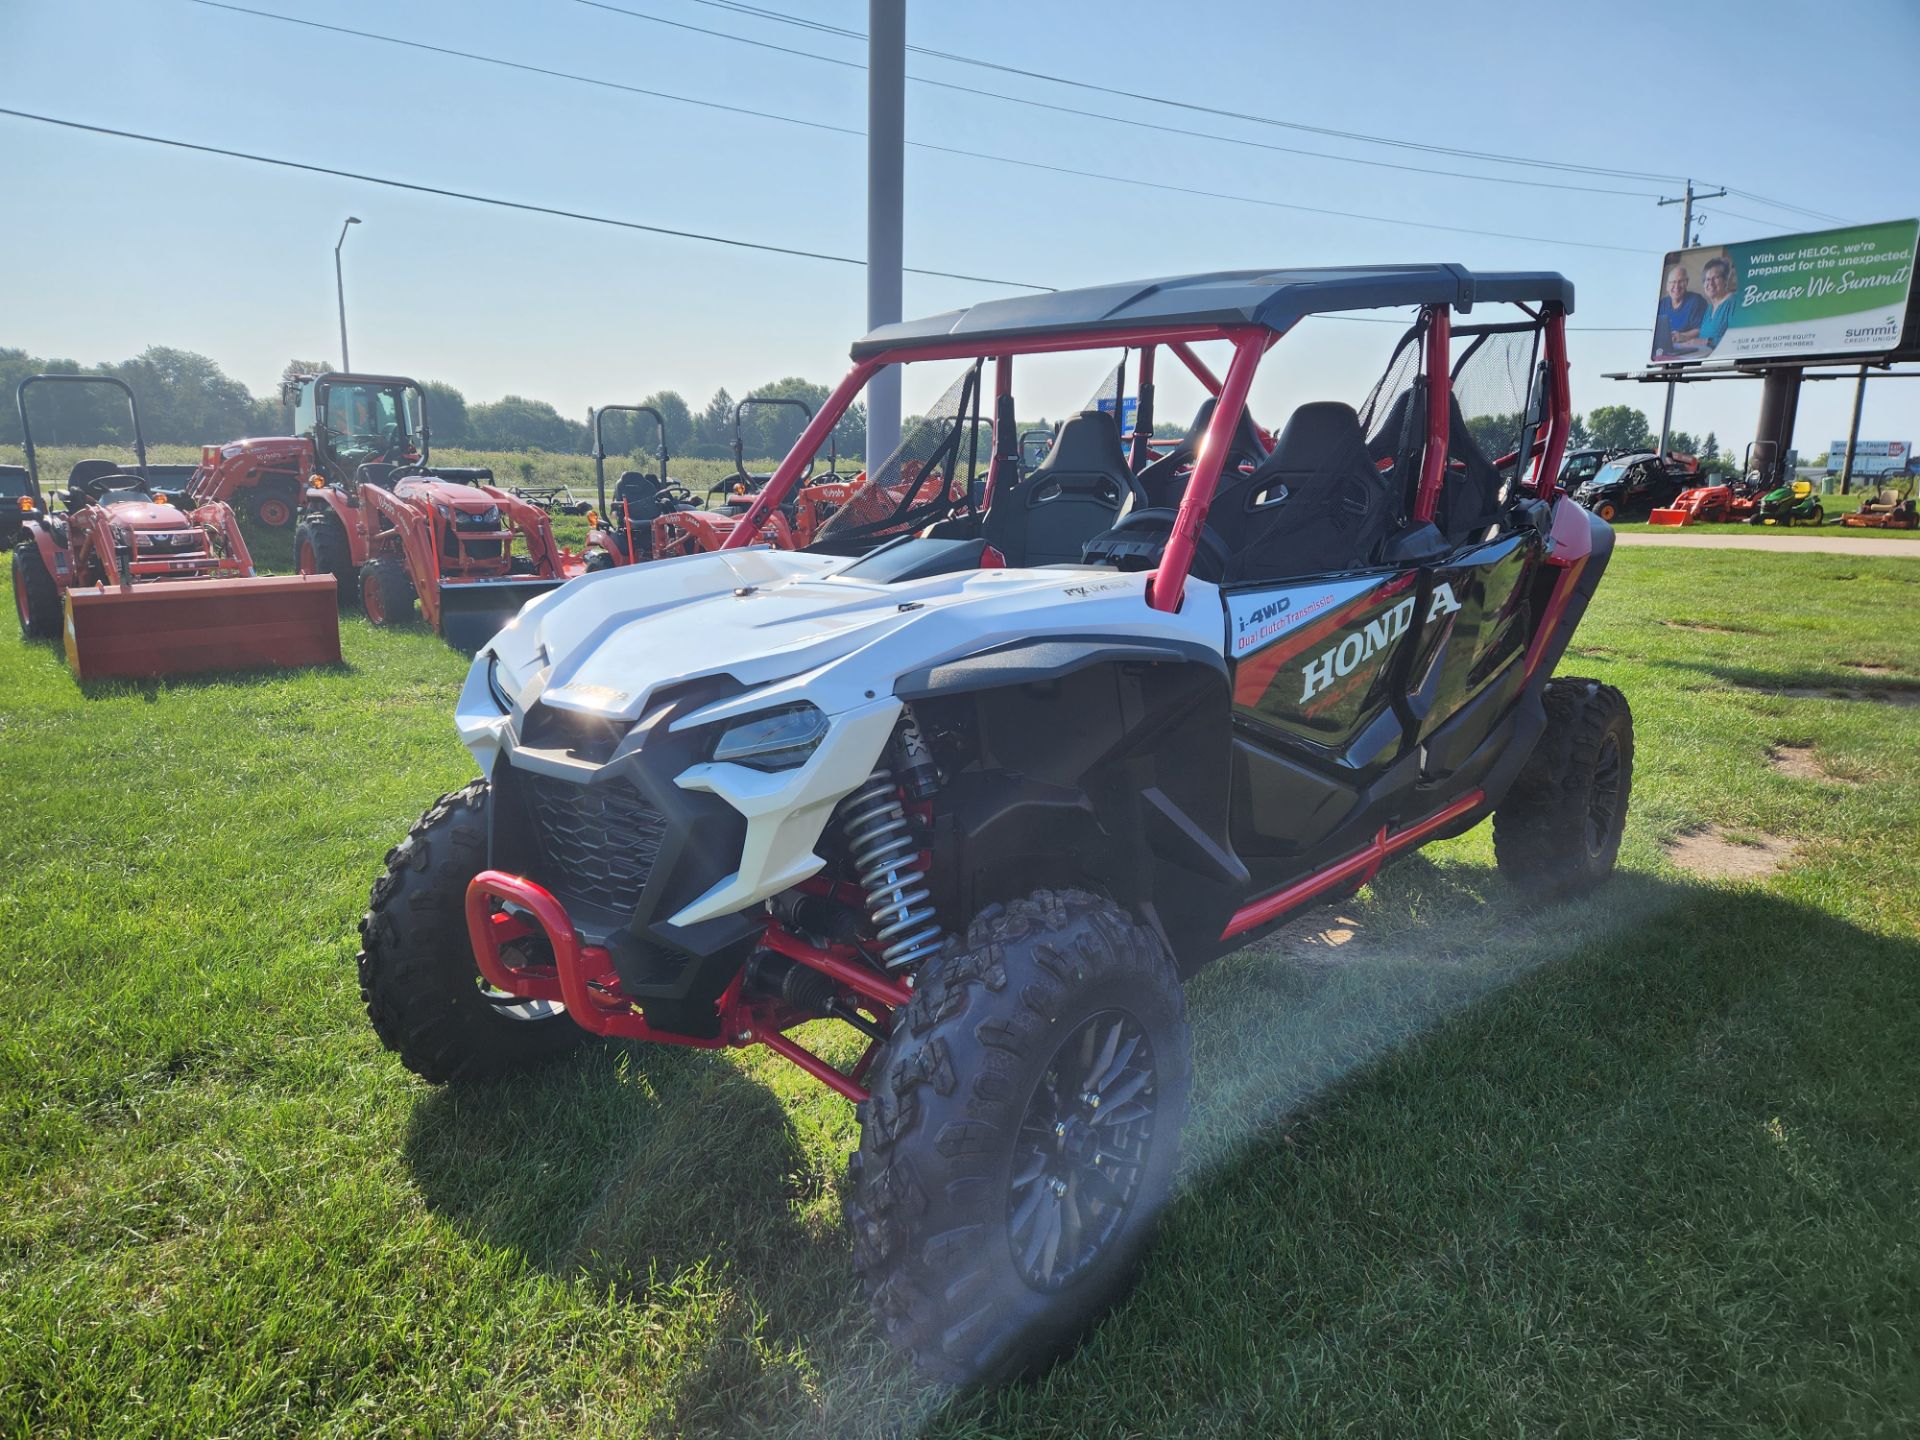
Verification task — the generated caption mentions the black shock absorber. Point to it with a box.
[837,709,945,971]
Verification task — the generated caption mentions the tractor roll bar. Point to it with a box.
[732,395,833,487]
[16,373,149,500]
[588,403,669,514]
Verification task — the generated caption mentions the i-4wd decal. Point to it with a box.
[1226,577,1381,659]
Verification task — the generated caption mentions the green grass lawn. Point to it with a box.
[3,551,1919,1437]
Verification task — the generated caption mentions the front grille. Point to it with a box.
[520,770,669,917]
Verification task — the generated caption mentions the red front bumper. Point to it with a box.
[463,870,909,1101]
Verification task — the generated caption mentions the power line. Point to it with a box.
[1,107,1656,340]
[182,0,1652,255]
[661,0,1852,226]
[568,0,1671,200]
[0,107,1054,291]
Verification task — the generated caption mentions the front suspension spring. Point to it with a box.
[839,768,944,971]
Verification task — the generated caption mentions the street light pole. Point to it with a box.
[334,216,361,372]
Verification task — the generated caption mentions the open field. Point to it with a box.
[2,549,1919,1436]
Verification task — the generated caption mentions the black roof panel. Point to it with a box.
[851,265,1574,359]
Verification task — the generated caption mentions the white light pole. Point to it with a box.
[335,216,361,372]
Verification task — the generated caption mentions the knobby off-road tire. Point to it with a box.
[848,889,1191,1388]
[1494,677,1634,896]
[12,542,60,639]
[359,780,587,1083]
[294,515,356,608]
[360,558,417,627]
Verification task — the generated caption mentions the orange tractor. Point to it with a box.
[289,374,582,650]
[188,371,385,528]
[584,396,855,567]
[10,374,339,680]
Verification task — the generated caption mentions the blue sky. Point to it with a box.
[3,0,1917,453]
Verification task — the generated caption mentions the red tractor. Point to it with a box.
[288,374,583,650]
[584,396,852,567]
[10,374,339,680]
[187,372,384,528]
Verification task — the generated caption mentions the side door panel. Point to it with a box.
[1401,532,1543,779]
[1224,570,1423,860]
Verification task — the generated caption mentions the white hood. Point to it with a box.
[477,547,1224,732]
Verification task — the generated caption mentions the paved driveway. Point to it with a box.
[1614,532,1919,558]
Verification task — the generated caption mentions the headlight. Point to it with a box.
[710,704,828,770]
[484,651,513,713]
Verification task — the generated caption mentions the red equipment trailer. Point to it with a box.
[288,373,582,650]
[10,374,339,680]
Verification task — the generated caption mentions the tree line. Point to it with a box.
[0,345,869,461]
[10,343,1729,476]
[1463,403,1732,476]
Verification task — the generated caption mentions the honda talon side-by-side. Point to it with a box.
[358,266,1632,1386]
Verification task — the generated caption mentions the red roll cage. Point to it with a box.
[722,304,1573,605]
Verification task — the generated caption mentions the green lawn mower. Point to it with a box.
[1749,477,1824,527]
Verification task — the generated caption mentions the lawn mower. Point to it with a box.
[359,266,1630,1388]
[11,374,339,680]
[287,374,582,651]
[1749,477,1824,526]
[1840,471,1918,529]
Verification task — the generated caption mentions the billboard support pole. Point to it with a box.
[1654,179,1725,458]
[1839,364,1868,496]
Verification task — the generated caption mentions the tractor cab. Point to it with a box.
[291,375,426,487]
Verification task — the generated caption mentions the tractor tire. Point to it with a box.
[358,780,588,1083]
[294,515,356,608]
[1594,501,1618,523]
[246,479,299,530]
[1808,505,1824,526]
[11,541,60,640]
[359,558,417,627]
[1494,677,1633,897]
[582,547,615,573]
[848,889,1190,1388]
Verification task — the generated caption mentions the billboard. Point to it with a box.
[1650,218,1917,365]
[1824,440,1911,478]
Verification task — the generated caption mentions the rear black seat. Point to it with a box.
[1216,402,1396,583]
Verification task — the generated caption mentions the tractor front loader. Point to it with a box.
[11,375,339,680]
[289,375,583,651]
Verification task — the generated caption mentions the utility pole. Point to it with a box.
[1654,179,1724,458]
[334,216,361,372]
[866,0,904,469]
[1838,363,1868,495]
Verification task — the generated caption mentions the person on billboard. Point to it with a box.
[1674,257,1751,355]
[1653,263,1706,359]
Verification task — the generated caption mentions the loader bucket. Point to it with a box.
[63,575,341,682]
[436,577,565,653]
[1647,507,1690,526]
